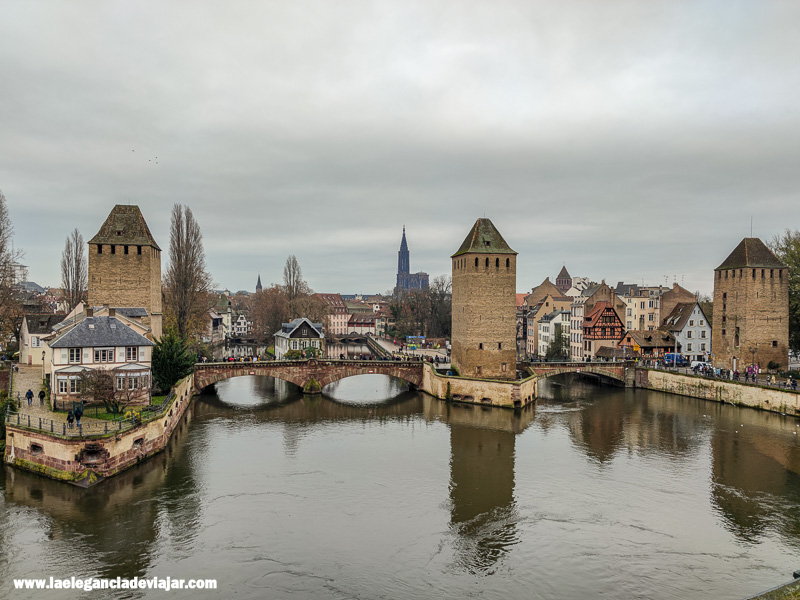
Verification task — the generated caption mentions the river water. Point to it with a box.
[3,374,800,599]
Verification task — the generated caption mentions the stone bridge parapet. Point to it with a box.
[193,359,425,394]
[527,361,635,387]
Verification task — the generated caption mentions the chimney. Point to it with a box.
[86,308,94,317]
[109,308,116,317]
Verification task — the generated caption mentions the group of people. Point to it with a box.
[690,364,798,389]
[24,388,45,406]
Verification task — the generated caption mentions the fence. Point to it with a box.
[5,389,176,439]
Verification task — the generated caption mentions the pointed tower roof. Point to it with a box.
[451,218,516,257]
[715,238,785,270]
[256,274,263,292]
[400,226,409,251]
[556,265,571,279]
[89,205,161,250]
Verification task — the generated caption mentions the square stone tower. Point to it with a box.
[712,237,788,370]
[451,218,517,380]
[88,205,162,339]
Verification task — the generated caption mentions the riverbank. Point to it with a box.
[3,375,194,486]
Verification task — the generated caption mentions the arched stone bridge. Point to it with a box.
[527,362,636,387]
[193,359,425,394]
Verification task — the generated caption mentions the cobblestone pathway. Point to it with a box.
[9,364,105,427]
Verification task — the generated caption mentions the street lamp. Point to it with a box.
[749,344,758,369]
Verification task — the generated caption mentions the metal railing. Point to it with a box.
[5,389,177,439]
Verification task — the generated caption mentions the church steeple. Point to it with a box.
[256,274,262,293]
[398,226,410,275]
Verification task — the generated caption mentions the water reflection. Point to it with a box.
[1,410,198,584]
[3,374,800,599]
[446,408,522,574]
[710,406,800,546]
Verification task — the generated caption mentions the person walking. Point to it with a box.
[67,409,74,428]
[74,401,84,426]
[25,389,33,406]
[38,389,45,406]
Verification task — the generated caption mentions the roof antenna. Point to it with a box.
[750,215,753,237]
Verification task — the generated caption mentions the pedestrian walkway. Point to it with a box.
[9,364,105,427]
[372,337,450,365]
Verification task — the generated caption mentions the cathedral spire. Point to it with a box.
[256,274,262,293]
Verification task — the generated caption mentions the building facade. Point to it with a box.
[273,318,325,359]
[87,205,163,339]
[660,302,712,362]
[396,227,429,292]
[712,238,789,370]
[451,218,517,380]
[48,311,154,406]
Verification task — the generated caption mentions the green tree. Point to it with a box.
[545,330,570,361]
[769,229,800,354]
[152,329,196,393]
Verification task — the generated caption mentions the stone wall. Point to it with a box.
[422,363,537,408]
[712,264,789,371]
[4,374,194,485]
[451,253,517,380]
[88,244,163,339]
[636,369,800,415]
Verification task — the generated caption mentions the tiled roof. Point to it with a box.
[88,205,161,250]
[715,238,785,270]
[583,301,612,327]
[50,316,154,348]
[24,314,66,335]
[660,302,696,331]
[451,218,517,257]
[556,266,571,280]
[622,329,675,348]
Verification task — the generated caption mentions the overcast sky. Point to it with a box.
[2,1,799,297]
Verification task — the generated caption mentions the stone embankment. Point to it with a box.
[4,374,194,486]
[637,369,800,416]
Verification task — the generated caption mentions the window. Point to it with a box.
[627,309,632,316]
[58,379,67,394]
[640,302,645,310]
[689,320,695,327]
[700,320,704,326]
[485,258,489,267]
[124,245,129,255]
[128,376,139,390]
[117,376,125,391]
[687,343,693,352]
[498,342,502,350]
[475,258,478,267]
[31,336,41,348]
[110,245,115,254]
[69,378,80,394]
[648,300,654,308]
[95,348,114,363]
[506,258,510,268]
[476,366,482,376]
[648,314,654,322]
[700,331,706,338]
[137,246,142,255]
[478,343,483,350]
[701,343,706,351]
[97,245,102,254]
[69,348,81,363]
[496,258,499,268]
[773,340,778,347]
[686,331,692,338]
[126,347,138,361]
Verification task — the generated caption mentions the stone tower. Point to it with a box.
[451,218,517,380]
[712,237,788,370]
[88,205,162,339]
[555,265,572,295]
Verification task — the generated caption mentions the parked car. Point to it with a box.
[690,361,712,370]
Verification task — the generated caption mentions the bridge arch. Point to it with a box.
[527,362,633,386]
[193,359,424,395]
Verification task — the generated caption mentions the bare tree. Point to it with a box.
[282,255,311,318]
[163,204,213,339]
[60,228,87,312]
[0,189,23,341]
[249,284,289,344]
